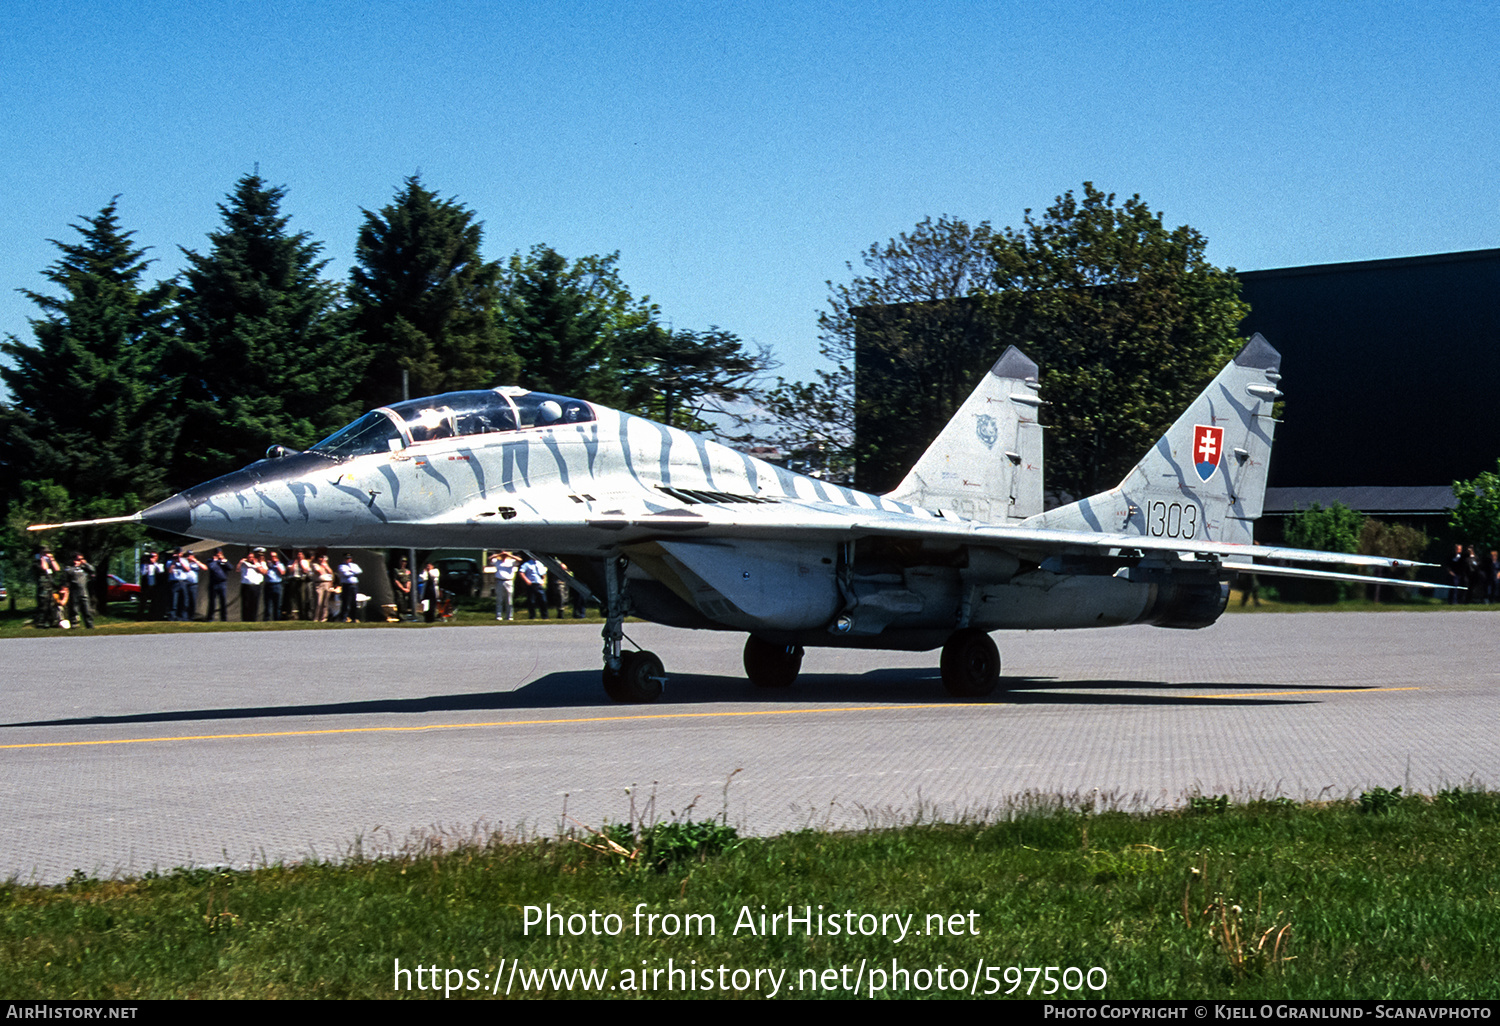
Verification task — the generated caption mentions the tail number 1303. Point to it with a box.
[1147,501,1198,539]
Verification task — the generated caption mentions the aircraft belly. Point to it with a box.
[653,540,839,631]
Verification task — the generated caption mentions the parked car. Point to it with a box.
[106,574,141,602]
[433,558,481,597]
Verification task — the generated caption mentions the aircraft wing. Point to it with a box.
[540,490,1438,580]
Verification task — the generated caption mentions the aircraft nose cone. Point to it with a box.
[141,492,193,535]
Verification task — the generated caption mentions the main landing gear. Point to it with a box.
[939,627,1002,697]
[600,554,665,704]
[743,636,804,688]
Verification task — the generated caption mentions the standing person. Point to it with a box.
[167,549,192,621]
[1465,545,1484,606]
[62,553,95,629]
[548,566,570,619]
[519,555,548,619]
[180,550,206,621]
[313,554,337,622]
[264,550,286,621]
[1488,549,1500,605]
[337,553,363,623]
[237,549,266,622]
[420,561,442,623]
[1448,543,1466,605]
[285,551,311,620]
[489,550,518,621]
[33,548,61,628]
[392,556,414,620]
[139,550,166,620]
[206,550,232,621]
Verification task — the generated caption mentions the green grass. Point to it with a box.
[1225,589,1463,613]
[0,597,606,639]
[4,791,1499,999]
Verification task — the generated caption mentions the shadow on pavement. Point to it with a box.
[3,667,1358,730]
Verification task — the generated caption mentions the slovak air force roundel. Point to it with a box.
[1192,424,1224,482]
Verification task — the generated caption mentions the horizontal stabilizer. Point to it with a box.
[1220,560,1454,591]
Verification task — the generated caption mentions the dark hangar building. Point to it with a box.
[1240,248,1500,520]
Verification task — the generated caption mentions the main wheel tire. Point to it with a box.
[743,635,804,688]
[607,650,664,703]
[940,628,1001,697]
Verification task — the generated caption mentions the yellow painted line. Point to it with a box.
[1195,686,1419,699]
[0,687,1418,752]
[0,703,977,751]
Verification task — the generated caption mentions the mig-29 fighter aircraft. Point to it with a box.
[34,334,1440,702]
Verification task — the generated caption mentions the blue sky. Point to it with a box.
[2,0,1495,391]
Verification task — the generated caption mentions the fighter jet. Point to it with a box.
[34,334,1442,702]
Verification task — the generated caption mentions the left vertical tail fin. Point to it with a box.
[883,346,1045,523]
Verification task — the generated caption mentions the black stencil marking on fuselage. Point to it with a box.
[691,435,719,491]
[374,466,399,509]
[738,451,760,492]
[256,490,290,523]
[501,439,530,493]
[651,420,675,486]
[458,446,486,495]
[579,423,599,477]
[540,433,571,490]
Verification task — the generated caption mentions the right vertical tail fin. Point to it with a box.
[1028,334,1281,545]
[883,346,1045,523]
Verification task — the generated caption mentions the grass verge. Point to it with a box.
[3,789,1498,999]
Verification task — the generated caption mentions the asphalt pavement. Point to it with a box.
[2,611,1496,884]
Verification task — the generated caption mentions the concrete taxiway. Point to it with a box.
[2,611,1496,884]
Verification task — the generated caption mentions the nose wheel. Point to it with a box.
[603,650,665,703]
[600,554,665,703]
[940,628,1002,697]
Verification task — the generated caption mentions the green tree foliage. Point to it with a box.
[1449,461,1500,545]
[626,324,771,431]
[349,176,516,407]
[0,200,177,584]
[984,184,1247,501]
[781,189,1247,498]
[500,246,655,405]
[174,173,365,487]
[1358,518,1430,602]
[1283,502,1363,553]
[762,215,997,486]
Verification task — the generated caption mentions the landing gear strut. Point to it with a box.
[940,627,1002,697]
[601,554,665,703]
[743,636,804,688]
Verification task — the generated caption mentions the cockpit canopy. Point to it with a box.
[310,388,597,459]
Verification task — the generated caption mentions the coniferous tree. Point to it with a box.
[0,199,177,590]
[349,176,516,407]
[173,173,365,487]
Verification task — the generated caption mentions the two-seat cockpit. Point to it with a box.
[308,388,597,460]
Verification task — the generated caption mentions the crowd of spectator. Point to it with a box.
[30,545,593,627]
[1447,544,1500,604]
